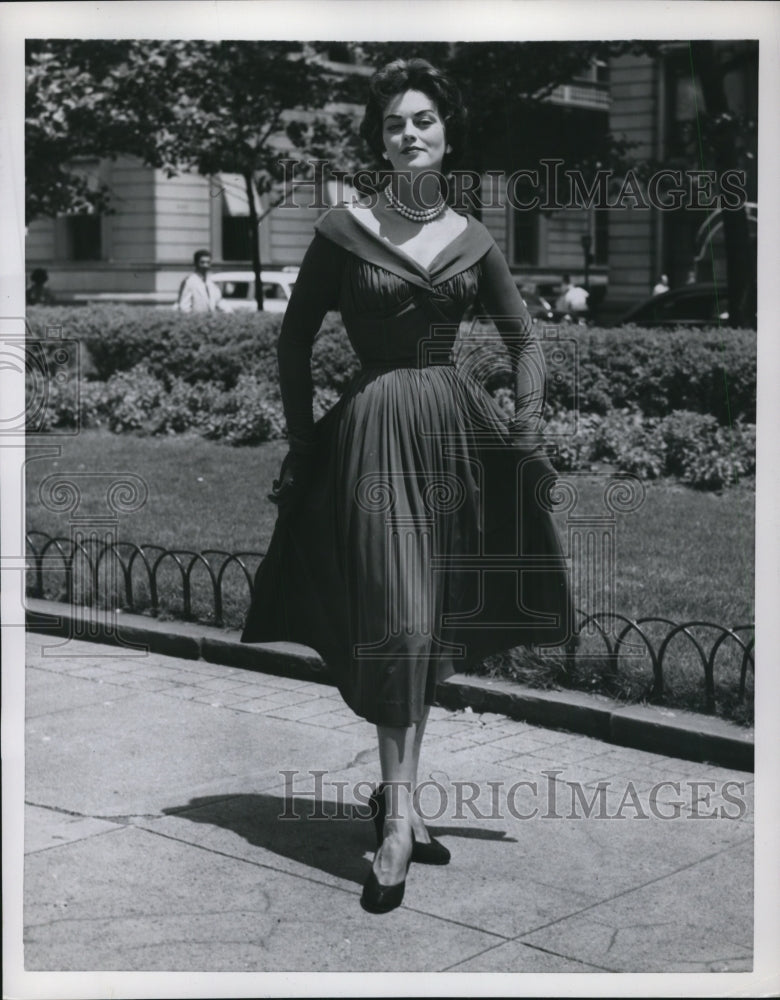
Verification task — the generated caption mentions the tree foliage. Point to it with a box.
[26,41,338,211]
[25,44,119,219]
[25,38,655,223]
[26,39,757,318]
[26,40,346,306]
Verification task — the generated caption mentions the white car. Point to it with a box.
[210,269,298,313]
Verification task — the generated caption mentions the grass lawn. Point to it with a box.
[26,430,288,553]
[26,429,755,723]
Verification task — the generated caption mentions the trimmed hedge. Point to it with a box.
[571,325,755,423]
[27,305,755,423]
[25,305,355,394]
[26,305,284,387]
[27,305,756,487]
[460,320,756,423]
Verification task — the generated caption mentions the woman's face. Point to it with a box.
[381,89,447,175]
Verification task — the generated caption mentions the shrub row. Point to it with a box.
[37,364,339,447]
[27,304,284,386]
[544,408,756,489]
[27,305,756,423]
[39,363,755,488]
[26,305,357,394]
[459,321,756,423]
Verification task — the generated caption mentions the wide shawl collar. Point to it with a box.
[313,205,496,292]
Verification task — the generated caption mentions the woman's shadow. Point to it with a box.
[162,793,516,886]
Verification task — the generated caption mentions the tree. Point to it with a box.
[25,43,121,219]
[686,41,757,327]
[26,40,345,309]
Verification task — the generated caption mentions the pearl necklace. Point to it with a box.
[385,185,446,223]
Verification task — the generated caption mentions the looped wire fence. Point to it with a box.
[26,530,264,631]
[567,611,754,712]
[26,530,754,713]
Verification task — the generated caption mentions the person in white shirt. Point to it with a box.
[652,274,670,296]
[177,250,226,312]
[562,284,589,314]
[556,274,589,316]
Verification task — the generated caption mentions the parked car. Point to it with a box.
[616,283,731,328]
[509,281,559,324]
[210,268,298,313]
[520,289,556,324]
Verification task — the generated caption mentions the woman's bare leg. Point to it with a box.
[373,704,436,880]
[409,706,432,843]
[373,723,417,886]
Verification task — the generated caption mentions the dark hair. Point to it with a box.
[359,58,466,173]
[30,268,48,284]
[193,249,211,266]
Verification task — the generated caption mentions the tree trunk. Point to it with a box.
[244,171,264,312]
[689,41,755,327]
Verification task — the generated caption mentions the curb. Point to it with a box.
[25,599,753,773]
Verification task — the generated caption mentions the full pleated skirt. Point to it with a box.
[242,365,572,726]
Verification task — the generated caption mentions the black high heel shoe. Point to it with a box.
[360,833,413,915]
[368,783,451,866]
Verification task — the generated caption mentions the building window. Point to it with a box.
[64,215,102,261]
[222,216,252,261]
[326,43,354,64]
[513,207,539,267]
[664,50,706,161]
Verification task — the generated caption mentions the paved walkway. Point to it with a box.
[20,632,753,975]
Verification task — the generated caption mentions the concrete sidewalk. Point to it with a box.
[22,631,753,974]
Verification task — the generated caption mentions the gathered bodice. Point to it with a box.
[338,258,480,367]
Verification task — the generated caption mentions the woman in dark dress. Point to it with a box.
[242,58,572,913]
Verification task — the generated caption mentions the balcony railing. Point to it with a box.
[544,82,611,110]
